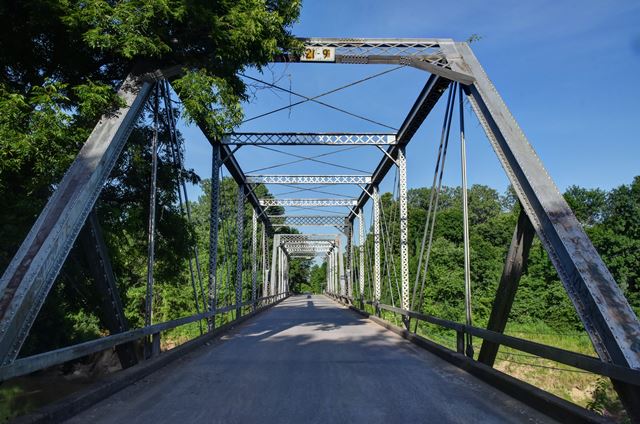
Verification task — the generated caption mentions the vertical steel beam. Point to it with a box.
[325,255,330,294]
[358,209,366,308]
[478,208,535,366]
[345,223,353,299]
[144,84,159,333]
[208,144,220,329]
[277,247,282,296]
[454,42,640,417]
[333,247,340,295]
[79,211,137,368]
[280,247,284,295]
[235,184,245,319]
[397,147,410,320]
[459,91,473,357]
[0,72,152,364]
[373,186,382,314]
[262,226,268,299]
[338,239,346,297]
[284,254,289,294]
[329,250,336,294]
[270,235,279,297]
[251,209,258,312]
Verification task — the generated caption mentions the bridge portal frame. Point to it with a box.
[0,36,638,419]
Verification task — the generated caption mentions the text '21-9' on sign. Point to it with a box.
[301,46,336,62]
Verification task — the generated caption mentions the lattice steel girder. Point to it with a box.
[279,234,340,242]
[398,147,410,313]
[247,175,371,185]
[284,248,334,253]
[373,186,382,303]
[275,38,474,84]
[283,240,335,246]
[260,198,358,207]
[222,133,396,146]
[269,215,348,227]
[0,71,153,364]
[283,245,334,252]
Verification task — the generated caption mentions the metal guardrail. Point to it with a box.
[0,293,286,383]
[328,294,640,387]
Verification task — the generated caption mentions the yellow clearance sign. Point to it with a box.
[301,46,336,62]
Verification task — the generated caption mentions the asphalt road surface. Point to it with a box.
[66,295,556,423]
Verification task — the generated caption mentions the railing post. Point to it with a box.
[151,332,161,358]
[373,185,381,317]
[456,330,465,355]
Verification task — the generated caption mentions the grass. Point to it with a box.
[410,320,629,423]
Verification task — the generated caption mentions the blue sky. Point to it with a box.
[179,0,640,239]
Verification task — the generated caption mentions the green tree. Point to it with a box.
[0,0,301,354]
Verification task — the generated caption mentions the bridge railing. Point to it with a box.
[329,294,640,388]
[0,293,286,383]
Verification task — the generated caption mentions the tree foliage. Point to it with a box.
[0,0,301,354]
[353,180,640,332]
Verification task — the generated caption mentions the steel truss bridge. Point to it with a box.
[0,37,638,423]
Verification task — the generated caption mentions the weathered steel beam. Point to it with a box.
[248,175,371,185]
[222,133,396,145]
[478,208,535,366]
[260,198,357,207]
[453,41,640,417]
[279,234,341,242]
[273,38,474,84]
[0,72,153,364]
[269,215,348,227]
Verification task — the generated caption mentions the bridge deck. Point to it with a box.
[67,295,555,423]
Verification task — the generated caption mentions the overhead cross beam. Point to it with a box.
[260,198,357,207]
[275,38,474,84]
[247,175,371,185]
[279,234,340,242]
[223,133,396,145]
[269,215,348,227]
